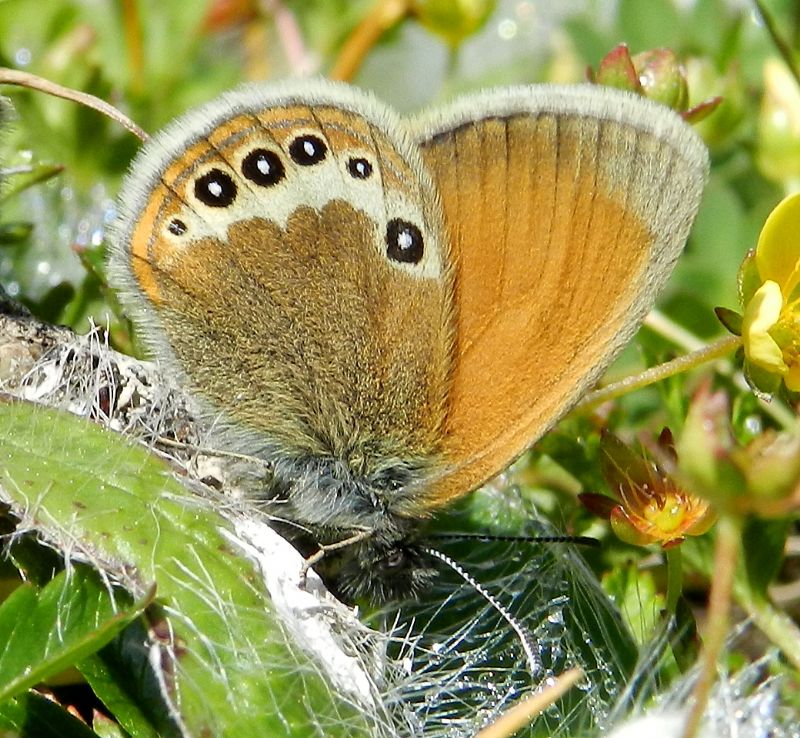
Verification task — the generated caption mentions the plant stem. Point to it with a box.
[121,0,145,95]
[579,334,741,410]
[645,311,798,429]
[665,546,683,617]
[645,310,707,352]
[753,0,800,88]
[680,514,741,738]
[736,588,800,673]
[329,0,410,81]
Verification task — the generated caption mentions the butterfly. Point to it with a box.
[108,79,708,603]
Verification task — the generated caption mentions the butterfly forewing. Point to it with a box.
[410,85,708,509]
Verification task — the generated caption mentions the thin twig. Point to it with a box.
[645,309,706,352]
[0,68,147,142]
[329,0,411,81]
[473,668,584,738]
[753,0,800,87]
[259,0,317,76]
[680,515,740,738]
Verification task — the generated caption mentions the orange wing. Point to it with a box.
[409,85,708,509]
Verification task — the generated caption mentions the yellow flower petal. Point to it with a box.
[743,280,787,372]
[684,504,716,537]
[610,507,659,546]
[756,192,800,297]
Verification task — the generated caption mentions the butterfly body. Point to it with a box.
[110,80,708,602]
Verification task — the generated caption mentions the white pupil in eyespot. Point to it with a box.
[303,141,315,156]
[257,160,270,174]
[398,230,414,250]
[208,181,223,197]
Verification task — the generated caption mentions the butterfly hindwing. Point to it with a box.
[111,81,454,466]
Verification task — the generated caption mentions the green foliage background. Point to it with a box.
[1,0,800,736]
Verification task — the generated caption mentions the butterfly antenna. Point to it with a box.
[422,545,540,678]
[429,532,600,547]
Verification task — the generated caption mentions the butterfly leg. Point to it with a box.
[299,528,372,587]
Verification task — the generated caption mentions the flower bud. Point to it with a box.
[631,48,688,111]
[411,0,496,47]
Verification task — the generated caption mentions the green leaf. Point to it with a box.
[0,400,372,738]
[714,306,743,336]
[79,620,179,738]
[401,486,641,737]
[0,163,64,203]
[738,248,761,308]
[92,711,128,738]
[602,563,664,646]
[26,281,76,324]
[618,0,682,49]
[740,517,790,598]
[0,690,99,738]
[0,222,33,246]
[595,44,642,93]
[0,567,151,703]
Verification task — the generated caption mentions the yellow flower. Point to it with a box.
[580,430,716,549]
[739,192,800,392]
[742,280,784,373]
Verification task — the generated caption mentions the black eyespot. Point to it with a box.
[242,148,285,186]
[386,219,424,264]
[168,218,187,236]
[289,135,327,165]
[194,169,237,207]
[347,157,373,179]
